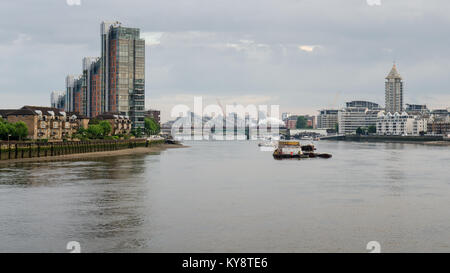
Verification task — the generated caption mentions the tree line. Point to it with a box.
[1,116,161,142]
[72,117,160,140]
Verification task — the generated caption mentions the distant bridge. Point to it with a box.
[162,126,289,140]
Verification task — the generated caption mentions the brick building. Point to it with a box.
[144,110,161,125]
[95,112,132,136]
[2,106,89,140]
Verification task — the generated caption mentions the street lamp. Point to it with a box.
[7,134,11,159]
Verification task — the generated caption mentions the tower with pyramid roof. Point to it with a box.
[385,63,404,114]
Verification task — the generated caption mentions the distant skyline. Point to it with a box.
[1,0,450,122]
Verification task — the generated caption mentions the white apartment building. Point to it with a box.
[338,107,380,134]
[376,112,428,136]
[376,112,409,135]
[407,117,428,135]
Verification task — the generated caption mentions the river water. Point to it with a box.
[0,141,449,253]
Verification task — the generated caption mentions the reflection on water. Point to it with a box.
[0,142,450,252]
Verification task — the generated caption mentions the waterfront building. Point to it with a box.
[3,106,89,140]
[101,21,146,129]
[50,91,65,110]
[407,117,428,135]
[62,21,145,129]
[144,109,161,125]
[283,115,316,129]
[95,112,132,136]
[338,101,381,134]
[317,109,339,130]
[385,63,404,114]
[376,112,409,136]
[285,117,297,130]
[428,121,450,136]
[427,114,450,136]
[376,111,429,136]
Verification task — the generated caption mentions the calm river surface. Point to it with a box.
[1,141,450,253]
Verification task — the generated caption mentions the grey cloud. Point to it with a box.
[1,0,449,118]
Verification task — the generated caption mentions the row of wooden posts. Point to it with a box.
[0,140,151,160]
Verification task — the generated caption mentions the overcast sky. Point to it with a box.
[1,0,450,121]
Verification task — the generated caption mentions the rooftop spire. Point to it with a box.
[386,62,402,80]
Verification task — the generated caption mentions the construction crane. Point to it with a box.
[328,91,341,110]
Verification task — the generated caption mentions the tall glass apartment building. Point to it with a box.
[65,21,146,129]
[102,22,146,129]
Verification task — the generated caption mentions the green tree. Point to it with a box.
[5,123,16,140]
[0,121,8,140]
[13,121,28,140]
[99,121,112,137]
[367,125,376,134]
[144,118,160,136]
[356,127,364,135]
[356,127,367,135]
[87,125,103,139]
[137,127,143,138]
[335,123,339,133]
[296,116,308,129]
[0,120,29,140]
[73,127,87,139]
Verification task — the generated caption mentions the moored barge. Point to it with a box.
[273,141,332,160]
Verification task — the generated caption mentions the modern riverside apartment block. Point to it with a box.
[376,112,429,136]
[338,101,381,134]
[104,22,146,129]
[338,108,380,135]
[317,109,339,129]
[63,21,145,129]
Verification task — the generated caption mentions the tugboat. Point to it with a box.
[273,141,332,160]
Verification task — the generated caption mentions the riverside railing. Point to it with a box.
[0,139,164,161]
